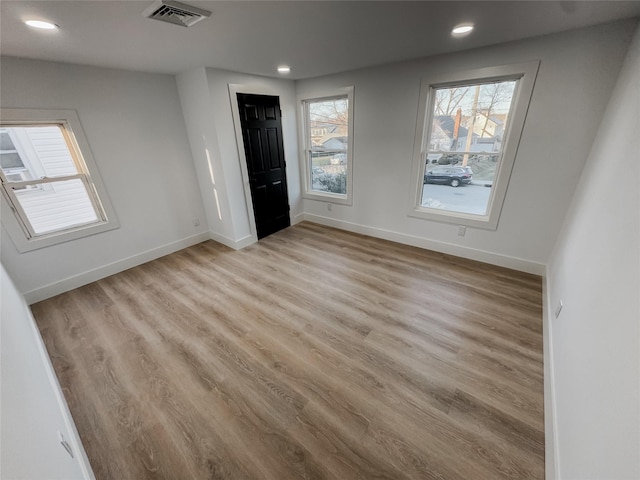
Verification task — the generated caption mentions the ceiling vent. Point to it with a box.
[143,0,211,27]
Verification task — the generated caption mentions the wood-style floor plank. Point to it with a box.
[31,222,544,479]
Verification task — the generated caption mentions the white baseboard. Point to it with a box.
[24,217,544,304]
[25,298,96,479]
[291,212,305,225]
[23,232,211,304]
[209,215,304,249]
[302,213,546,275]
[209,231,256,250]
[543,271,560,479]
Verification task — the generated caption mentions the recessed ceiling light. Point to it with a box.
[452,24,474,36]
[277,66,291,74]
[25,20,59,30]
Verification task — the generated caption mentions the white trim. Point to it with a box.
[409,61,540,230]
[23,232,210,304]
[25,298,96,479]
[298,86,354,206]
[291,212,305,225]
[302,213,545,275]
[543,270,561,479]
[209,231,255,251]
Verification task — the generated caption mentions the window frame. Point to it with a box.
[409,61,539,230]
[298,86,354,205]
[0,109,119,252]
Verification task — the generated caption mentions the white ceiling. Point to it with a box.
[2,1,640,79]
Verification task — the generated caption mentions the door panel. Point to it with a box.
[237,93,290,239]
[247,128,266,173]
[264,105,277,120]
[245,105,259,121]
[266,129,280,170]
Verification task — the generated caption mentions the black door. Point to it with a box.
[237,93,291,239]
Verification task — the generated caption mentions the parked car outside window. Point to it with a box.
[424,166,473,187]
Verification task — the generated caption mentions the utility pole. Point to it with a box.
[462,85,480,166]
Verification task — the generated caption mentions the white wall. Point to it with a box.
[1,264,94,479]
[296,20,637,272]
[0,57,209,302]
[546,24,640,480]
[175,67,237,244]
[3,23,633,300]
[177,67,300,248]
[1,18,638,480]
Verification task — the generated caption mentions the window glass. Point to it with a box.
[421,80,517,216]
[13,178,99,235]
[306,97,349,195]
[0,124,106,238]
[0,152,24,169]
[410,62,539,229]
[0,129,25,169]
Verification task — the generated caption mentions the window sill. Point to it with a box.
[1,200,120,252]
[409,205,499,230]
[302,190,352,206]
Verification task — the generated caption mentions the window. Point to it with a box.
[300,87,354,204]
[0,109,118,252]
[410,62,539,229]
[0,129,34,189]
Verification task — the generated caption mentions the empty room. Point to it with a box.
[1,2,639,479]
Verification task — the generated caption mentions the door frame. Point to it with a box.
[229,84,288,242]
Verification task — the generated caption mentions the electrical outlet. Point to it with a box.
[193,218,200,227]
[555,300,563,319]
[327,203,332,211]
[457,226,466,237]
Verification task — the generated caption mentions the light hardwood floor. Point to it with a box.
[32,222,544,480]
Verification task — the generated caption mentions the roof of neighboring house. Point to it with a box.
[311,123,340,134]
[311,134,348,148]
[434,115,468,139]
[320,135,348,145]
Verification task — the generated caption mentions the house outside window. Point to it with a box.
[410,62,539,229]
[299,87,354,205]
[0,109,118,252]
[0,129,34,188]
